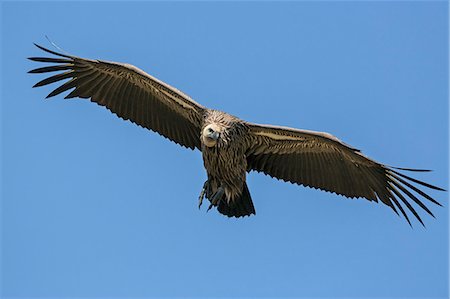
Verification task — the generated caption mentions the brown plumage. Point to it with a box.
[28,43,445,226]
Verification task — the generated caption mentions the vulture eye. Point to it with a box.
[208,128,214,133]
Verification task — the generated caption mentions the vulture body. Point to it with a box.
[28,43,444,225]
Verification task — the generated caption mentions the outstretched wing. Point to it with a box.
[28,43,205,150]
[245,123,444,226]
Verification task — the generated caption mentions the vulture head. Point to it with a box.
[202,124,222,147]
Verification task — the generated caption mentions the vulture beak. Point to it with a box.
[208,130,220,141]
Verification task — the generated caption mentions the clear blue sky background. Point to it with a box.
[1,1,448,298]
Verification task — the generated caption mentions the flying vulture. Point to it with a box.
[28,43,444,226]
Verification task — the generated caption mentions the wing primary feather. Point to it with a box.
[388,182,424,227]
[371,169,392,205]
[390,169,445,191]
[73,65,97,78]
[33,71,74,87]
[28,57,72,63]
[64,87,82,99]
[87,72,112,94]
[391,166,432,172]
[386,195,400,216]
[389,177,435,218]
[28,64,73,73]
[388,172,442,206]
[358,167,383,202]
[46,78,77,98]
[70,71,104,98]
[364,167,396,208]
[73,61,95,72]
[389,195,412,227]
[33,43,73,58]
[376,190,394,209]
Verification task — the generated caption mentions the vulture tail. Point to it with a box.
[217,183,256,218]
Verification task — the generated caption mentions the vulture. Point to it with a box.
[28,43,444,226]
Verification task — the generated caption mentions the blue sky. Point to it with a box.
[1,1,448,298]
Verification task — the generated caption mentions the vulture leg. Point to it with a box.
[198,181,208,209]
[207,186,225,212]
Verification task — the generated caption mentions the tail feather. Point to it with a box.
[217,183,256,218]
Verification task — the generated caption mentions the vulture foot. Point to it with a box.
[198,181,208,209]
[207,186,225,212]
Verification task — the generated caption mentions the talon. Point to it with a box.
[198,190,205,209]
[198,181,208,209]
[207,187,225,213]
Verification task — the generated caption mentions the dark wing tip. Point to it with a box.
[32,42,72,59]
[28,65,73,74]
[28,56,72,63]
[392,166,432,172]
[390,169,446,192]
